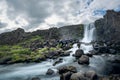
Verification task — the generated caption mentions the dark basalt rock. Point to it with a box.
[53,58,63,66]
[60,51,72,57]
[70,72,86,80]
[46,68,54,75]
[59,66,77,80]
[75,49,84,58]
[70,71,98,80]
[58,66,77,75]
[60,71,72,80]
[95,10,120,42]
[78,55,89,65]
[85,71,98,80]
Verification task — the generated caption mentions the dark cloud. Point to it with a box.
[6,0,53,21]
[5,0,73,31]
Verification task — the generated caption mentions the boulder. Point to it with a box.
[46,68,54,75]
[109,49,116,54]
[86,53,93,57]
[77,42,81,48]
[62,44,72,50]
[85,71,98,80]
[58,66,77,75]
[59,66,77,80]
[70,71,98,80]
[75,49,84,58]
[53,58,63,66]
[60,51,71,57]
[60,71,72,80]
[98,46,109,53]
[89,50,97,55]
[78,55,89,65]
[70,72,86,80]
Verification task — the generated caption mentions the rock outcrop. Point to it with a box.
[95,10,120,42]
[0,25,83,45]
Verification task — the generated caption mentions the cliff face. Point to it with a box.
[95,10,120,42]
[0,24,83,45]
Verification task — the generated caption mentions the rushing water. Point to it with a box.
[0,23,115,80]
[81,23,95,53]
[0,44,110,80]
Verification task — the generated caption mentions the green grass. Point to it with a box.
[21,35,43,44]
[0,44,61,64]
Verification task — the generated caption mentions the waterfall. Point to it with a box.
[80,23,96,53]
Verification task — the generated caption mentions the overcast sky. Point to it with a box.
[0,0,120,33]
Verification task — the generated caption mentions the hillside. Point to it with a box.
[0,24,83,45]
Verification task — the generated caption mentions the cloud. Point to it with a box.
[0,22,8,28]
[0,0,120,33]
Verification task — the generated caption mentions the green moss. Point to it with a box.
[21,35,43,44]
[0,43,61,64]
[12,45,23,49]
[0,45,11,51]
[37,47,59,54]
[11,49,31,55]
[38,47,49,54]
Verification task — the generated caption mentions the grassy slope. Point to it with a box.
[0,35,61,64]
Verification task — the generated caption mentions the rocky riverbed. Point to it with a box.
[0,43,120,80]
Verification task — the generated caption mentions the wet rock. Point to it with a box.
[46,68,54,75]
[60,71,72,80]
[60,51,71,57]
[58,66,77,75]
[85,71,98,80]
[53,58,63,66]
[59,66,77,80]
[99,46,109,53]
[107,55,120,74]
[89,50,98,55]
[62,44,72,50]
[75,49,84,58]
[100,74,120,80]
[77,42,81,48]
[86,53,93,57]
[71,71,98,80]
[78,55,89,65]
[45,51,60,59]
[70,72,86,80]
[109,49,116,54]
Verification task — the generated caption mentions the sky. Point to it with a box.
[0,0,120,33]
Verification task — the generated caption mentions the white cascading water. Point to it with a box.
[80,23,95,53]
